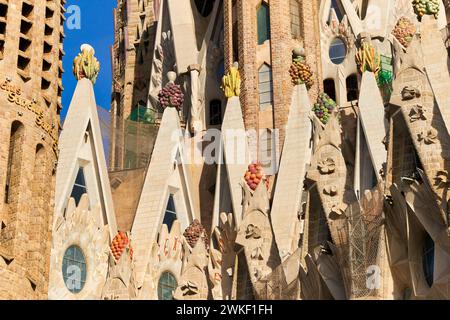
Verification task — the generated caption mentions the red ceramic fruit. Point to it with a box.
[110,231,134,262]
[244,162,269,191]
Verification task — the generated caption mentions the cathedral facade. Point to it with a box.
[1,0,450,300]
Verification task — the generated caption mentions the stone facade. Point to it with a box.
[0,0,63,300]
[2,0,450,301]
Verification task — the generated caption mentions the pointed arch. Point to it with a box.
[5,121,25,204]
[258,63,273,110]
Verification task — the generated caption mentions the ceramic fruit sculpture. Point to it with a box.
[244,161,269,191]
[73,44,100,84]
[413,0,440,20]
[392,17,416,48]
[222,62,241,98]
[289,55,314,89]
[158,82,184,110]
[355,42,381,77]
[110,231,134,261]
[312,93,338,125]
[183,219,209,248]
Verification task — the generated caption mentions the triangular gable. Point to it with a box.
[221,97,251,226]
[131,107,195,286]
[55,78,117,237]
[271,84,313,259]
[357,71,387,181]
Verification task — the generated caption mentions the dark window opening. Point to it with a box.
[194,0,215,17]
[41,78,51,90]
[17,55,30,71]
[70,168,87,206]
[346,74,359,102]
[19,37,31,52]
[163,194,177,232]
[209,100,222,126]
[45,24,53,36]
[323,79,336,101]
[422,233,435,288]
[0,3,8,18]
[22,2,34,18]
[20,20,32,35]
[43,41,52,54]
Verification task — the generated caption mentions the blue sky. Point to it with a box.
[62,0,116,119]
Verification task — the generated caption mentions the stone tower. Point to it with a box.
[110,0,158,171]
[223,0,323,156]
[0,0,64,299]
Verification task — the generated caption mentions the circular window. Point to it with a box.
[422,234,435,288]
[194,0,215,17]
[158,272,177,300]
[329,38,347,65]
[62,245,87,294]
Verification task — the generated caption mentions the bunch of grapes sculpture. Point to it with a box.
[313,93,338,125]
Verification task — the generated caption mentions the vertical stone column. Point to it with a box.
[270,0,295,146]
[188,64,203,134]
[223,0,234,71]
[300,0,323,100]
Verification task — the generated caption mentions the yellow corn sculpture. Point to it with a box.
[355,42,381,77]
[221,62,241,98]
[73,44,101,84]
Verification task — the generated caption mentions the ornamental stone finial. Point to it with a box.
[221,62,241,98]
[73,44,100,84]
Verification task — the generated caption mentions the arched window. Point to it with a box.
[346,74,359,102]
[290,0,301,39]
[209,100,222,126]
[323,78,336,102]
[5,121,24,204]
[257,3,270,45]
[258,64,273,110]
[422,233,435,288]
[158,271,177,300]
[194,0,215,17]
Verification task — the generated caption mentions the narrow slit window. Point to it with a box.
[70,168,87,206]
[163,194,177,231]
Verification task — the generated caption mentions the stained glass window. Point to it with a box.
[257,3,270,45]
[158,271,177,300]
[62,246,87,294]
